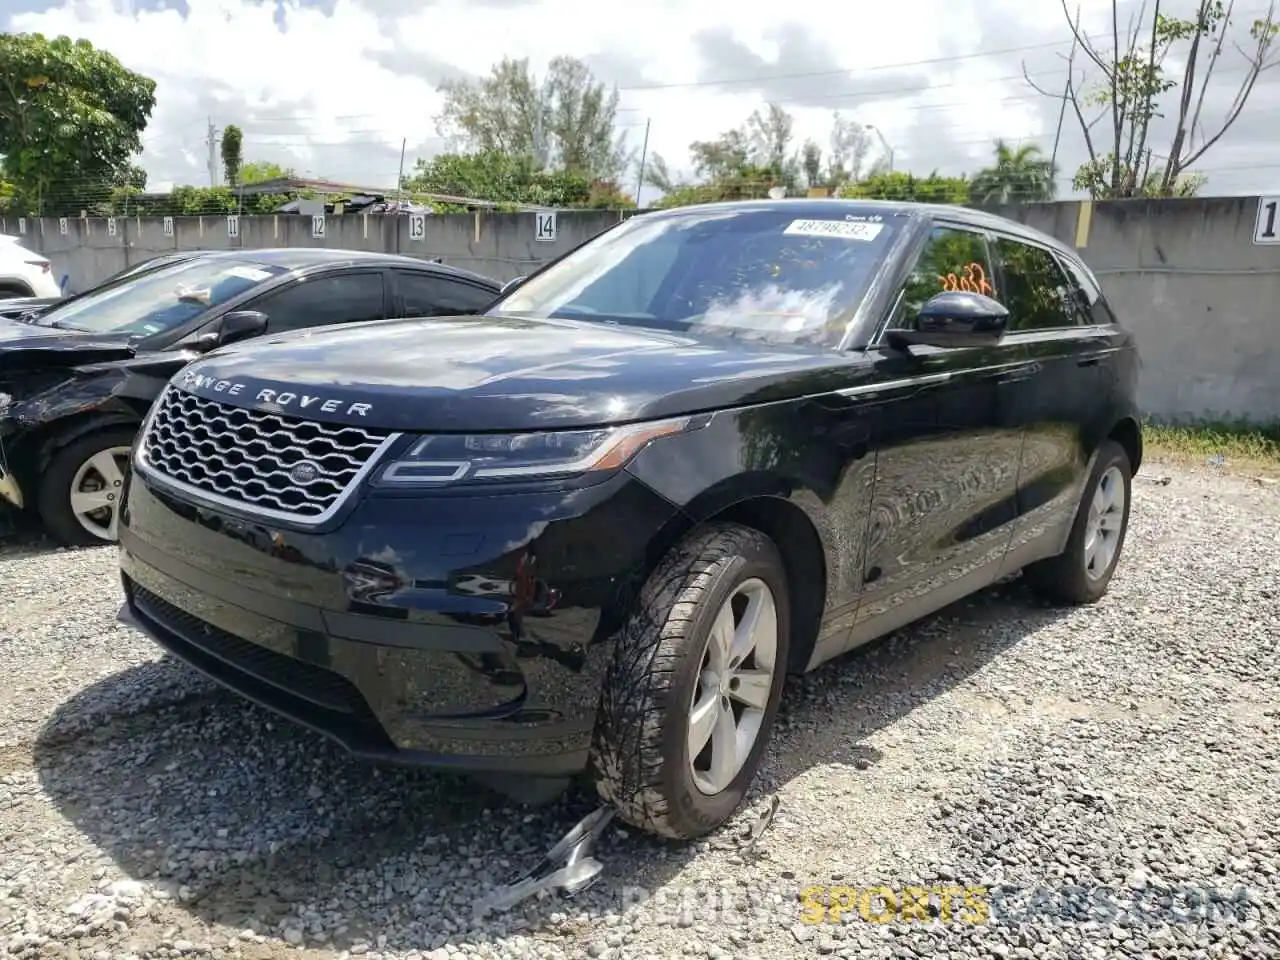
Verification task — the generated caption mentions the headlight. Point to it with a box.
[377,416,694,486]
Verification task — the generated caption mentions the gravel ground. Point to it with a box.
[1,460,1277,960]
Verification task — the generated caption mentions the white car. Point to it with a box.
[0,236,61,299]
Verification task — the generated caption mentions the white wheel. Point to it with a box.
[687,578,779,795]
[1024,439,1132,604]
[1083,465,1125,580]
[68,445,131,541]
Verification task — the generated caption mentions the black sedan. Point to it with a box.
[0,250,214,322]
[0,248,501,545]
[115,200,1142,840]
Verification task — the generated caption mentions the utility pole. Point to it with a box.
[206,117,219,187]
[867,125,894,173]
[396,137,407,205]
[633,118,651,209]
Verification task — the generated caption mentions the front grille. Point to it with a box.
[139,387,392,520]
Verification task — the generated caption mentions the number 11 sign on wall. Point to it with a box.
[1254,196,1280,244]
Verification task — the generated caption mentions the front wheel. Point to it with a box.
[1023,439,1132,604]
[589,523,791,840]
[38,426,138,546]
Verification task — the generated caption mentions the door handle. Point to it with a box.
[1077,357,1101,368]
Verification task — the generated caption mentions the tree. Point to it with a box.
[402,149,633,209]
[639,152,676,194]
[746,103,795,173]
[971,140,1057,204]
[644,107,871,207]
[668,103,802,203]
[688,127,752,182]
[827,111,873,187]
[238,160,294,185]
[435,56,629,180]
[801,140,823,188]
[839,170,972,204]
[1026,0,1278,198]
[220,124,243,186]
[0,33,156,215]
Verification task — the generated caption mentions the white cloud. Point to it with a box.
[7,0,1279,198]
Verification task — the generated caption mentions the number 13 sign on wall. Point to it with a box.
[1254,196,1280,244]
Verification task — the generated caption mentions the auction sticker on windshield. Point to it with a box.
[225,266,272,282]
[783,219,885,241]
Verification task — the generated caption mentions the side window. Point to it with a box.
[1055,253,1117,326]
[396,271,496,317]
[889,225,996,331]
[992,237,1088,331]
[251,272,385,334]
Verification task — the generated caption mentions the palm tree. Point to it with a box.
[971,140,1057,204]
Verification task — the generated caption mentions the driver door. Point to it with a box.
[836,221,1032,653]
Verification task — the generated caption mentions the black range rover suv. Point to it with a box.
[117,200,1142,840]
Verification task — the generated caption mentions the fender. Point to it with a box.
[0,276,35,295]
[2,360,180,497]
[623,404,877,670]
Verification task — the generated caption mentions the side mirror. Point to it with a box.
[500,276,527,295]
[194,310,268,352]
[886,291,1009,350]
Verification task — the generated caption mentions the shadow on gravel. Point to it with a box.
[0,511,89,559]
[31,574,1071,954]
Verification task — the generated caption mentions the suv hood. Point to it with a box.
[0,319,137,371]
[172,314,859,432]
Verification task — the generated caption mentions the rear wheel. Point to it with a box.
[589,523,790,840]
[38,426,137,546]
[1023,439,1132,604]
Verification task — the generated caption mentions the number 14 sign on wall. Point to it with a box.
[1254,196,1280,244]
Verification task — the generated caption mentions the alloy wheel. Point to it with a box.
[1083,464,1125,580]
[68,446,131,542]
[687,577,779,795]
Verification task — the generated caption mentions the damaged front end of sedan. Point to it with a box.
[0,342,194,536]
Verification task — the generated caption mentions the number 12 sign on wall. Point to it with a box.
[1254,196,1280,244]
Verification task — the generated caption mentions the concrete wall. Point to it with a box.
[0,209,627,291]
[985,196,1279,426]
[3,197,1277,424]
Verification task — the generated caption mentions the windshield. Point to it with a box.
[41,258,286,336]
[100,253,194,285]
[491,206,903,346]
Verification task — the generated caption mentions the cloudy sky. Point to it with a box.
[7,0,1280,202]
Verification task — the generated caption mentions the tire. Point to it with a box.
[38,426,138,546]
[589,523,791,840]
[1023,439,1132,605]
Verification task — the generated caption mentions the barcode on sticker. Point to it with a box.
[783,219,884,241]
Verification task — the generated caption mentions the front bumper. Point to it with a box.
[118,468,683,776]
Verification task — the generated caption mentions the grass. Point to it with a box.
[1141,418,1280,473]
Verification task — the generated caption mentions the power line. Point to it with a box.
[611,40,1075,93]
[611,3,1276,93]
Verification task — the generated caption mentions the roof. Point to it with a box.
[186,247,500,287]
[641,198,1075,259]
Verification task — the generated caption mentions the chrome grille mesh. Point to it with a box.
[139,387,392,519]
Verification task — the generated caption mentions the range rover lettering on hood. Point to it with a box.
[178,370,372,417]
